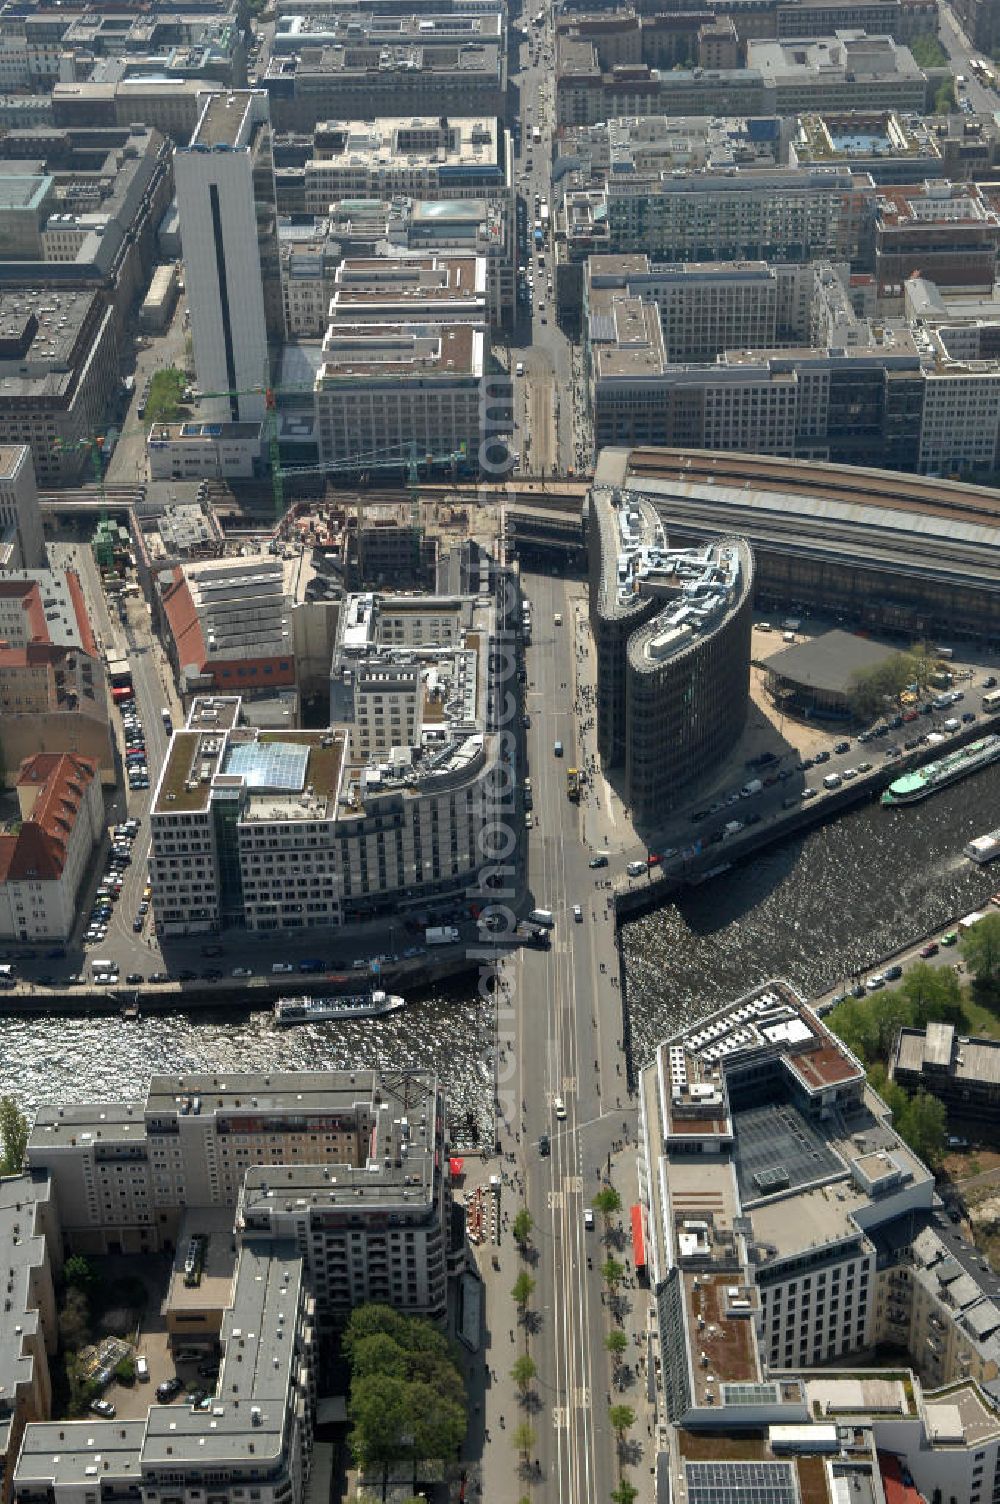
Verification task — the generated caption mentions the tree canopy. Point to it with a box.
[512,1271,535,1308]
[0,1096,28,1177]
[827,962,964,1068]
[909,32,948,66]
[961,911,1000,986]
[342,1305,467,1472]
[601,1258,625,1292]
[512,1208,533,1248]
[897,1091,947,1168]
[848,644,939,722]
[593,1187,622,1220]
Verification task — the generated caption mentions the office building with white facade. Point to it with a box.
[148,586,500,933]
[638,977,1000,1504]
[174,91,282,423]
[638,979,933,1420]
[0,447,44,570]
[314,320,486,470]
[299,116,512,225]
[584,255,817,363]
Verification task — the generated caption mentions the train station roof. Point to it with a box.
[760,629,894,695]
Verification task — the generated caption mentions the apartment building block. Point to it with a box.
[10,1064,459,1504]
[0,753,102,942]
[0,1174,60,1504]
[0,569,113,782]
[27,1069,450,1322]
[13,1242,316,1504]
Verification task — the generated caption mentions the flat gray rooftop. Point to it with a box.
[759,628,898,695]
[732,1098,844,1207]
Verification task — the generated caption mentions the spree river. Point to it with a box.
[3,766,1000,1129]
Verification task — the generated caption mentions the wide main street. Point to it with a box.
[478,569,644,1504]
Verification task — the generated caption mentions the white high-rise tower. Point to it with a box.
[174,91,282,422]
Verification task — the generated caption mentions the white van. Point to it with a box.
[529,908,554,927]
[136,1356,149,1381]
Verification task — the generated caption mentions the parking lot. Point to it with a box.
[68,1253,220,1424]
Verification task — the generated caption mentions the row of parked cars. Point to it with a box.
[123,698,151,791]
[84,818,142,946]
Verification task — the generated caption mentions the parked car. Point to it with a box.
[156,1378,182,1402]
[91,1400,116,1418]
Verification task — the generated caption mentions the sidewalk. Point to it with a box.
[453,1125,533,1504]
[567,586,637,861]
[602,1136,659,1501]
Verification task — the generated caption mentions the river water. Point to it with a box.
[3,767,999,1129]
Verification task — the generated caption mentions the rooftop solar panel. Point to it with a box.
[685,1460,799,1504]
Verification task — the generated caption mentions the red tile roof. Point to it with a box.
[0,579,47,644]
[0,753,97,883]
[877,1452,926,1504]
[65,569,97,655]
[161,568,207,673]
